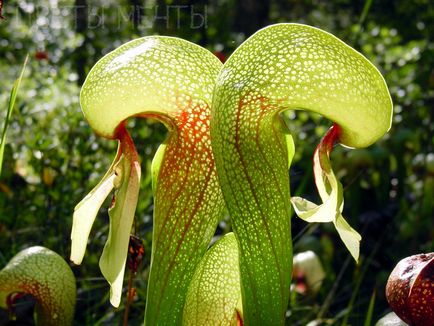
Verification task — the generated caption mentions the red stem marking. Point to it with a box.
[313,123,341,175]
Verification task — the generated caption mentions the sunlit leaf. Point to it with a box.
[70,145,121,264]
[183,233,242,326]
[151,142,166,193]
[211,23,392,324]
[334,214,361,261]
[100,150,141,306]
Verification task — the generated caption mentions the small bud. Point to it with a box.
[292,250,325,294]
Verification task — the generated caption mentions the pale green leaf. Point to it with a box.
[151,142,166,193]
[183,233,242,326]
[291,197,335,223]
[70,146,122,264]
[285,132,295,168]
[99,156,141,307]
[334,214,361,262]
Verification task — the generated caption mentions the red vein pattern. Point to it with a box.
[77,36,225,324]
[145,96,225,324]
[213,91,293,325]
[211,24,391,324]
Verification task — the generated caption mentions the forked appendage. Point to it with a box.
[291,124,361,262]
[71,124,141,307]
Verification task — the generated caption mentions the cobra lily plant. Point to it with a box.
[70,36,226,324]
[211,23,392,324]
[0,247,76,326]
[68,23,392,325]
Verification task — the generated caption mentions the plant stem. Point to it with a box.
[122,270,135,326]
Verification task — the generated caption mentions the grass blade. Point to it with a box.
[364,290,376,326]
[0,54,28,177]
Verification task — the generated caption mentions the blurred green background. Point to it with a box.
[0,0,433,325]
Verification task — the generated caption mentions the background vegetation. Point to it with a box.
[0,0,433,325]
